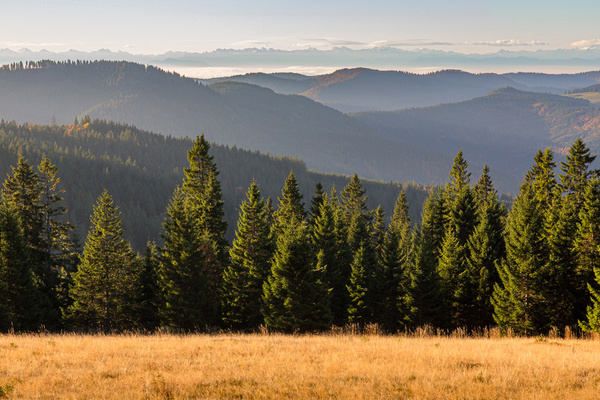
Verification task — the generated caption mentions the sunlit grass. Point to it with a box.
[564,92,600,104]
[1,331,600,399]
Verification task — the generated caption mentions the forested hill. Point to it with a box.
[0,60,452,185]
[354,87,600,193]
[0,119,429,250]
[200,68,600,112]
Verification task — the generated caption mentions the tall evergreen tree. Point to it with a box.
[447,150,471,201]
[340,173,369,223]
[138,242,160,331]
[378,191,412,332]
[308,182,325,226]
[524,149,558,210]
[492,186,548,335]
[262,221,331,332]
[574,179,600,322]
[67,190,140,331]
[0,200,36,331]
[312,197,346,325]
[346,246,372,325]
[221,181,274,330]
[559,138,596,211]
[274,171,306,232]
[158,188,215,330]
[579,259,600,333]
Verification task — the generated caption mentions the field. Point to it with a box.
[1,331,600,399]
[564,92,600,104]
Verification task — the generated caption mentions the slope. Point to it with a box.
[0,60,451,185]
[0,119,429,250]
[354,87,600,193]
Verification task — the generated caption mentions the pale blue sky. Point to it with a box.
[2,0,599,54]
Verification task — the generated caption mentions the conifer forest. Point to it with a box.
[2,125,600,336]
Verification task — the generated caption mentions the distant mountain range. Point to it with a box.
[200,68,600,112]
[2,47,600,77]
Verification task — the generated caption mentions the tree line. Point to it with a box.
[1,135,600,335]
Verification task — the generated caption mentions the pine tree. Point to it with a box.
[579,262,600,333]
[372,205,386,261]
[221,181,274,330]
[346,246,371,325]
[405,229,445,328]
[473,165,495,207]
[559,138,596,211]
[158,188,215,330]
[447,150,471,201]
[492,187,548,335]
[574,179,600,322]
[138,242,160,331]
[312,197,346,325]
[524,149,558,210]
[274,171,306,233]
[0,200,35,331]
[340,173,369,223]
[67,190,140,331]
[378,191,412,332]
[543,197,578,332]
[262,221,331,332]
[308,182,325,226]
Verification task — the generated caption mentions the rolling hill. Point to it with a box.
[354,87,600,193]
[200,68,600,112]
[0,119,429,250]
[0,60,452,186]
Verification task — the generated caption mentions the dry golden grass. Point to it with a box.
[1,331,600,399]
[564,92,600,104]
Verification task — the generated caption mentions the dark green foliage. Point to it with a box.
[543,198,578,331]
[158,188,215,330]
[405,229,445,328]
[0,200,35,331]
[580,264,600,332]
[138,242,160,331]
[346,246,372,325]
[492,187,548,335]
[559,138,597,211]
[340,173,369,223]
[274,171,307,231]
[575,179,600,323]
[447,150,471,200]
[67,190,140,331]
[262,221,331,332]
[308,182,325,226]
[524,149,558,210]
[378,191,412,332]
[311,197,346,326]
[221,181,274,330]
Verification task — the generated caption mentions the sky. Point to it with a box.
[2,0,600,55]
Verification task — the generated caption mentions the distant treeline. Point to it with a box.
[0,118,428,250]
[1,132,600,335]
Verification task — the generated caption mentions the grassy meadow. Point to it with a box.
[1,331,600,399]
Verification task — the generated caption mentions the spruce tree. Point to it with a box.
[492,186,548,335]
[378,192,412,332]
[158,188,215,330]
[0,200,36,331]
[346,246,371,325]
[405,229,445,328]
[543,197,578,331]
[312,197,346,325]
[274,171,306,232]
[138,242,160,331]
[340,173,369,223]
[574,179,600,322]
[579,263,600,333]
[221,181,274,330]
[447,150,471,201]
[262,221,331,332]
[524,149,558,210]
[308,182,325,226]
[67,190,140,331]
[559,138,596,211]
